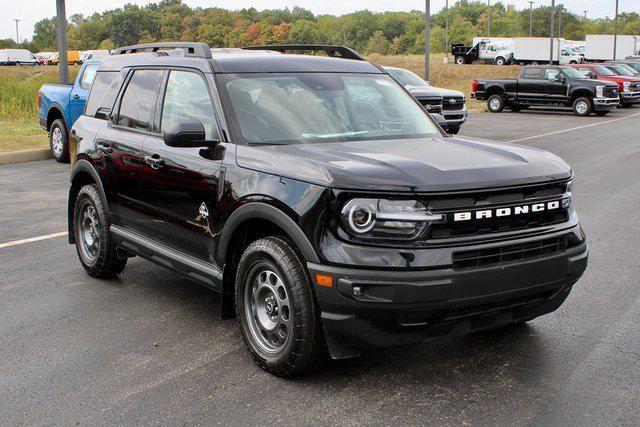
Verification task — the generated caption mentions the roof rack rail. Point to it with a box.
[113,42,212,59]
[242,45,365,61]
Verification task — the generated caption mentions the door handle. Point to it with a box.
[72,94,80,100]
[96,141,113,154]
[145,154,165,170]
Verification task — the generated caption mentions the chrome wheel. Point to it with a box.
[244,268,291,354]
[575,100,589,115]
[79,204,100,262]
[489,97,502,111]
[51,126,64,158]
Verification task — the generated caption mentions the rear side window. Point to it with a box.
[84,71,123,119]
[522,68,543,79]
[80,64,98,90]
[115,70,164,132]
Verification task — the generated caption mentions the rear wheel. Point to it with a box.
[49,119,69,163]
[235,236,327,376]
[73,184,127,278]
[572,97,593,116]
[487,94,505,113]
[455,56,466,65]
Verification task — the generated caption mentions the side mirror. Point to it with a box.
[163,120,215,148]
[432,113,449,133]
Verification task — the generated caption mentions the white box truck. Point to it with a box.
[513,37,583,65]
[585,35,640,61]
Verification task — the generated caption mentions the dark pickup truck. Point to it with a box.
[472,65,620,116]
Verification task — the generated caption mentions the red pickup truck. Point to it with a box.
[569,64,640,108]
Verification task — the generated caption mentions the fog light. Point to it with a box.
[352,286,363,297]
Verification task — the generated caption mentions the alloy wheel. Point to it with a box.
[51,127,64,158]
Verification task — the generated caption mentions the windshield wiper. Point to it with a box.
[301,131,369,139]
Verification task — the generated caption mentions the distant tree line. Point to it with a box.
[3,0,640,54]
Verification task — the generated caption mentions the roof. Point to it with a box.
[98,48,382,74]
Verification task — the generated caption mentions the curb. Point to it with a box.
[0,148,53,165]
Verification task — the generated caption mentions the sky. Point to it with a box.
[1,0,636,42]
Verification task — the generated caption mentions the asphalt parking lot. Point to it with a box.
[1,107,640,424]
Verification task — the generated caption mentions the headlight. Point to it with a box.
[341,199,444,240]
[623,81,631,92]
[596,85,604,98]
[562,180,573,211]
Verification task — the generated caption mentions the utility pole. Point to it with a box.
[425,0,430,81]
[487,0,491,37]
[56,0,69,85]
[584,10,588,40]
[13,19,20,44]
[549,0,555,65]
[445,0,449,59]
[558,8,562,39]
[613,0,619,60]
[529,2,535,36]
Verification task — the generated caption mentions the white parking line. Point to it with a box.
[507,111,640,143]
[0,231,68,249]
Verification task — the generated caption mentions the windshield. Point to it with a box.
[625,62,640,72]
[221,73,440,145]
[560,67,588,79]
[385,68,428,87]
[593,65,615,76]
[606,65,635,76]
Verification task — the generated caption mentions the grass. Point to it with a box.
[0,65,79,153]
[0,57,520,152]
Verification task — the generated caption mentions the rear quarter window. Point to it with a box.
[84,70,125,119]
[522,68,543,79]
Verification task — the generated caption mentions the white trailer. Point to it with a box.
[585,35,640,61]
[513,37,583,65]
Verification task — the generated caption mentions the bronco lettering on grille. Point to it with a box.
[453,200,561,222]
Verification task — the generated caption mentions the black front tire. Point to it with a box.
[49,119,69,163]
[73,184,127,278]
[487,94,505,113]
[235,236,327,376]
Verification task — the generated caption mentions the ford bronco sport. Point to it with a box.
[68,43,588,376]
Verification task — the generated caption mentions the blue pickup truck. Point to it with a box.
[38,60,99,162]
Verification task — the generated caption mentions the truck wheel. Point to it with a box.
[455,56,466,65]
[235,236,327,376]
[49,119,69,163]
[495,57,506,66]
[573,97,593,116]
[73,184,127,278]
[487,94,505,113]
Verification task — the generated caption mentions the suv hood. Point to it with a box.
[236,136,571,193]
[406,85,465,98]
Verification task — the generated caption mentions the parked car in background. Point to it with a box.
[472,65,620,116]
[80,50,110,62]
[0,49,38,65]
[385,66,467,134]
[605,60,640,74]
[570,64,640,108]
[38,60,99,162]
[68,43,588,376]
[49,50,82,65]
[35,52,54,65]
[452,40,514,65]
[603,63,640,78]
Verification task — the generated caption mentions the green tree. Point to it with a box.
[365,30,390,54]
[32,18,57,51]
[290,19,319,45]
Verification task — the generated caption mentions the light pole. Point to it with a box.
[425,0,430,81]
[445,0,449,58]
[613,0,619,59]
[558,8,562,39]
[549,0,555,65]
[584,10,588,40]
[13,19,20,44]
[487,0,491,37]
[529,2,535,36]
[56,0,69,85]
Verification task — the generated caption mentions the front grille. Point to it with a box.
[452,236,565,270]
[442,96,465,111]
[418,98,443,114]
[604,87,619,97]
[425,181,570,240]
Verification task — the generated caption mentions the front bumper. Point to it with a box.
[443,105,468,126]
[621,91,640,104]
[593,97,620,110]
[309,226,588,358]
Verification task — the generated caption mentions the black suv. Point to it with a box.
[69,43,588,376]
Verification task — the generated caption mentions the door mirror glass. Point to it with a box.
[163,120,213,148]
